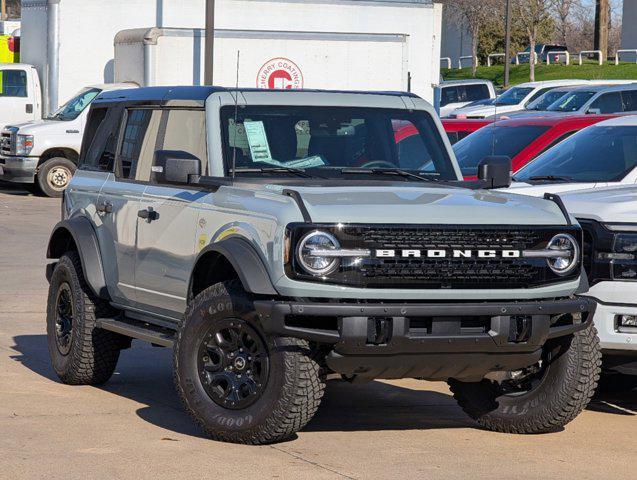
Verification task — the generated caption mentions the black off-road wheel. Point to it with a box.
[174,281,325,444]
[37,157,76,198]
[46,252,124,385]
[448,324,601,434]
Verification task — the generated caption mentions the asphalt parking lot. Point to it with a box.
[0,183,636,480]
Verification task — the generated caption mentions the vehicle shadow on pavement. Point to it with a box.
[0,181,35,196]
[10,334,637,439]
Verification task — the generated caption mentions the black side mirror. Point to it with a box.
[477,156,512,189]
[152,150,201,185]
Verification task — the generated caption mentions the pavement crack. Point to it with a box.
[269,444,356,479]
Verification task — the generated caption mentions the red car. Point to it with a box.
[452,115,619,179]
[441,119,490,144]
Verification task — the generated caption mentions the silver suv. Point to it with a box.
[45,86,600,444]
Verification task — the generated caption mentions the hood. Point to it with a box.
[452,103,519,118]
[562,184,637,223]
[498,181,599,197]
[277,184,570,225]
[5,118,74,135]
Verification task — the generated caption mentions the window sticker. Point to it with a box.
[244,120,275,164]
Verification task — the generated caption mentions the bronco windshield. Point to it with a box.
[494,87,534,106]
[515,125,637,183]
[221,106,458,180]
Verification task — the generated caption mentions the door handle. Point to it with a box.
[26,104,33,114]
[138,206,159,222]
[96,200,113,214]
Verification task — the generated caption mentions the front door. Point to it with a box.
[0,67,34,125]
[125,108,208,319]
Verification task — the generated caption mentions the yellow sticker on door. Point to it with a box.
[198,234,207,251]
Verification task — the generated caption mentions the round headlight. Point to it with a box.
[547,233,579,275]
[297,231,340,276]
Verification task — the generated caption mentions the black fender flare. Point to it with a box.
[47,217,110,300]
[192,237,278,296]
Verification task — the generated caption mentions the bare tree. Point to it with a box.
[554,0,576,46]
[442,0,499,77]
[515,0,556,81]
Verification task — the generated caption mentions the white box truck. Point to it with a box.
[115,28,410,92]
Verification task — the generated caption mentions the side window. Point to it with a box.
[119,109,156,180]
[465,84,490,101]
[80,107,121,172]
[0,69,27,98]
[526,87,552,105]
[118,108,207,182]
[440,87,459,107]
[160,109,208,177]
[589,92,623,114]
[622,91,637,112]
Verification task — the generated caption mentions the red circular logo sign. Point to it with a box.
[257,58,304,90]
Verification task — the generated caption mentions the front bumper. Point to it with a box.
[582,281,637,353]
[254,296,596,381]
[0,155,37,183]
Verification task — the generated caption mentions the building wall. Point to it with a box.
[621,0,637,49]
[440,5,471,70]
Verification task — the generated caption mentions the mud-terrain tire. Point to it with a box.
[174,281,325,444]
[448,324,601,434]
[46,252,122,385]
[37,157,76,198]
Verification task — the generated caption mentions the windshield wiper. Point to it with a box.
[527,175,573,182]
[340,167,439,183]
[233,166,317,178]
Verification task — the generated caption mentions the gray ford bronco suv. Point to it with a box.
[45,86,600,444]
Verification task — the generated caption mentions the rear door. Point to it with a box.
[133,108,208,319]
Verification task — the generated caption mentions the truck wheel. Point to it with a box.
[448,324,601,434]
[37,157,76,198]
[46,252,123,385]
[174,281,325,444]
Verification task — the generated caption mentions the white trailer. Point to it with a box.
[21,0,442,114]
[115,28,410,93]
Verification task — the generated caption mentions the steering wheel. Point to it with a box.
[359,160,396,169]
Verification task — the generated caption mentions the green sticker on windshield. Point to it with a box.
[244,121,275,164]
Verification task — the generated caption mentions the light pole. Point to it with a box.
[204,0,215,85]
[504,0,512,88]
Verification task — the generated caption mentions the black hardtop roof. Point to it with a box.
[94,85,420,106]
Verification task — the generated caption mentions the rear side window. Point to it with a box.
[589,92,623,114]
[80,106,122,172]
[622,90,637,112]
[0,69,27,98]
[118,108,207,182]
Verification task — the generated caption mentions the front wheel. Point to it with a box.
[448,324,601,434]
[37,157,76,198]
[174,281,325,444]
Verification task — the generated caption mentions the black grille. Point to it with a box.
[288,224,582,289]
[1,130,13,156]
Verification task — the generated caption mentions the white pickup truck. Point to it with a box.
[0,82,136,197]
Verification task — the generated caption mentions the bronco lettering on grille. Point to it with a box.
[375,249,522,258]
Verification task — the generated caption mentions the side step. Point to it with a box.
[97,317,176,348]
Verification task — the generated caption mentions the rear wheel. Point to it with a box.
[46,252,124,384]
[37,157,76,198]
[448,324,601,433]
[174,281,325,444]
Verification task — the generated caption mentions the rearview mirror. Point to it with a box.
[477,156,512,189]
[152,150,202,185]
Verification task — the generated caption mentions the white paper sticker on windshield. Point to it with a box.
[244,121,275,164]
